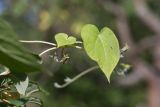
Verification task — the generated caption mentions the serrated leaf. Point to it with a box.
[55,33,76,47]
[0,18,42,73]
[15,76,29,95]
[81,24,120,82]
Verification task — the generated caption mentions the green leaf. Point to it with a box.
[8,98,28,106]
[81,24,120,82]
[0,18,42,73]
[0,65,10,76]
[15,76,29,95]
[55,33,76,47]
[9,99,25,106]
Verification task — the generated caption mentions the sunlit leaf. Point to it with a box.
[81,24,120,82]
[15,76,29,95]
[55,33,76,47]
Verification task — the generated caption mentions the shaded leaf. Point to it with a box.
[55,33,76,47]
[0,65,10,76]
[0,18,42,73]
[81,24,120,81]
[8,98,28,106]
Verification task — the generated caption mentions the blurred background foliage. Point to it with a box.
[0,0,160,107]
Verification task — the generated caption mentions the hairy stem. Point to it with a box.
[54,65,99,88]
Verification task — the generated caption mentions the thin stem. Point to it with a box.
[20,40,56,46]
[26,89,39,97]
[54,65,99,88]
[39,47,57,56]
[28,97,43,106]
[75,46,82,49]
[76,41,83,44]
[27,100,42,106]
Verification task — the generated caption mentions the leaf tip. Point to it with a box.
[106,75,111,83]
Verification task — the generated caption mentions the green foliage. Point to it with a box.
[0,0,153,106]
[0,17,121,106]
[81,24,120,81]
[55,33,77,47]
[7,98,28,107]
[0,18,42,73]
[0,19,43,106]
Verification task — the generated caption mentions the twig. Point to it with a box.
[54,65,99,88]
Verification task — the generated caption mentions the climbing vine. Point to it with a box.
[0,18,129,106]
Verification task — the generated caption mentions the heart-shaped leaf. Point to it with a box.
[55,33,76,47]
[15,76,29,95]
[81,24,120,82]
[0,18,42,73]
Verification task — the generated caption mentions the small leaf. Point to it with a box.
[15,76,29,95]
[0,65,10,76]
[81,24,120,82]
[55,33,76,47]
